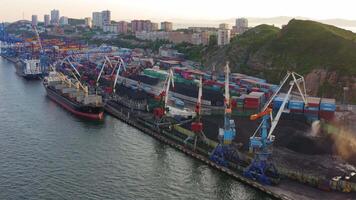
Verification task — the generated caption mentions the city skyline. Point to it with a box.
[2,0,356,22]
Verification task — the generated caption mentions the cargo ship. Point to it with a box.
[15,59,43,79]
[43,71,104,120]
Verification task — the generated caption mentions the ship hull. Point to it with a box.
[45,86,104,120]
[15,60,43,80]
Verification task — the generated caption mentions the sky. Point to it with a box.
[1,0,356,22]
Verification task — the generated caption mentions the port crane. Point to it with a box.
[210,62,239,166]
[96,56,125,87]
[152,69,175,124]
[186,76,207,150]
[243,71,308,185]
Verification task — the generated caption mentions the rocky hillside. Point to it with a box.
[203,19,356,103]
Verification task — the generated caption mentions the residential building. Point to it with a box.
[44,14,50,26]
[168,32,191,43]
[218,29,230,46]
[151,23,159,31]
[117,21,128,34]
[136,31,169,41]
[131,20,158,33]
[31,15,38,26]
[85,17,92,28]
[235,18,248,34]
[101,10,111,26]
[188,27,218,32]
[161,21,173,31]
[191,31,211,45]
[59,16,68,26]
[219,23,229,30]
[103,24,118,33]
[92,12,102,28]
[50,9,60,25]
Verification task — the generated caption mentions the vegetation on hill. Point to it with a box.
[201,19,356,103]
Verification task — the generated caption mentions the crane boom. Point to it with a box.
[164,69,174,106]
[113,57,126,93]
[96,59,107,83]
[33,26,43,52]
[224,62,230,108]
[267,81,294,139]
[196,76,203,115]
[65,56,81,78]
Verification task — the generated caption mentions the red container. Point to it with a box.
[319,111,335,121]
[231,99,237,108]
[307,97,321,107]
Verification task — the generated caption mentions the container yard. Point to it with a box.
[1,25,356,200]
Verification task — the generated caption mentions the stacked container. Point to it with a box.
[319,98,336,121]
[305,97,321,122]
[232,94,245,113]
[288,97,305,114]
[272,93,288,111]
[244,92,264,114]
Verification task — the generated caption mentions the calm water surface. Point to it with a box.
[0,58,271,200]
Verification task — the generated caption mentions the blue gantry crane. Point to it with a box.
[243,71,308,185]
[210,62,239,166]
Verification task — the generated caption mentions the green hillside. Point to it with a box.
[202,19,356,103]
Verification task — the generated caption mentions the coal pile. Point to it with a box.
[128,74,160,85]
[173,82,224,106]
[116,84,148,100]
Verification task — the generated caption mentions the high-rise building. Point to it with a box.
[161,21,173,31]
[101,10,111,26]
[130,20,157,33]
[31,15,38,26]
[50,9,60,25]
[59,16,68,25]
[235,18,248,34]
[92,12,102,28]
[85,17,92,28]
[44,14,50,26]
[151,23,158,31]
[218,28,230,46]
[117,21,128,34]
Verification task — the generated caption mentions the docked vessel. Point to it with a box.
[43,71,104,120]
[15,59,43,79]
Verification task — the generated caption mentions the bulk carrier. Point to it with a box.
[43,71,104,120]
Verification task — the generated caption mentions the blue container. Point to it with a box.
[320,103,336,111]
[305,106,319,111]
[273,97,285,110]
[288,100,304,110]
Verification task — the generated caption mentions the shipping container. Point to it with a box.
[320,98,336,111]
